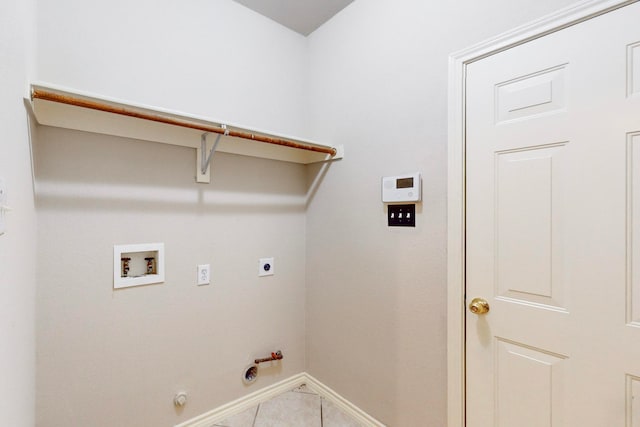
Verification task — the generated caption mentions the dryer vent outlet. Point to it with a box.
[243,364,258,384]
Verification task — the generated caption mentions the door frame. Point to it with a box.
[446,0,635,425]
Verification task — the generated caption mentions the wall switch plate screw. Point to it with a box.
[259,257,274,277]
[197,264,210,285]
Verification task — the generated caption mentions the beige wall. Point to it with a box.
[0,0,37,425]
[305,0,576,425]
[35,127,308,426]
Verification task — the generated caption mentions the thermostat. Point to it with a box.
[382,172,421,203]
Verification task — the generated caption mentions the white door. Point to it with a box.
[466,2,640,426]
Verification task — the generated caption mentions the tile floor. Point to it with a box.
[211,385,365,427]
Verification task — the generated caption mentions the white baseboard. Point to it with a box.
[174,372,385,427]
[303,373,386,427]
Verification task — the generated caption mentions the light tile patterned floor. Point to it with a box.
[212,385,364,427]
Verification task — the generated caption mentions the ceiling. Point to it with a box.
[232,0,355,36]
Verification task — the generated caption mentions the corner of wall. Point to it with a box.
[0,0,38,425]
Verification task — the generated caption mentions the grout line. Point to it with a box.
[320,396,324,427]
[251,403,260,427]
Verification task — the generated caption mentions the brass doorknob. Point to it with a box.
[469,298,490,315]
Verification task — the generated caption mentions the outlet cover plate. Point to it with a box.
[197,264,211,285]
[259,257,274,277]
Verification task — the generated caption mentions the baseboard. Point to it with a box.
[174,372,385,427]
[303,373,386,427]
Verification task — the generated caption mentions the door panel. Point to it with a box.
[626,374,640,426]
[495,65,567,124]
[495,143,567,309]
[627,132,640,326]
[627,42,640,97]
[496,339,566,427]
[466,2,640,426]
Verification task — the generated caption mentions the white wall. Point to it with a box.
[305,0,576,425]
[35,1,310,426]
[37,0,309,136]
[0,0,37,426]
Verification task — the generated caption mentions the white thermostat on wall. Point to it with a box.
[382,172,421,203]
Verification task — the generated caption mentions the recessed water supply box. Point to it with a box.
[113,243,165,289]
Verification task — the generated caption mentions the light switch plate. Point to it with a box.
[388,204,416,227]
[0,177,7,236]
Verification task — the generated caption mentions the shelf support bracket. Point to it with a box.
[196,126,226,183]
[201,132,222,174]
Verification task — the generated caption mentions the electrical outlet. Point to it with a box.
[197,264,210,285]
[259,258,274,277]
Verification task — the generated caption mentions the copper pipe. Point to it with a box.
[31,90,338,157]
[254,350,283,364]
